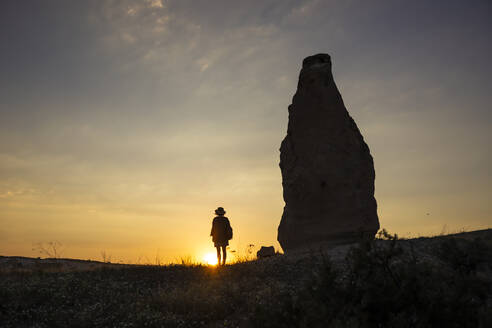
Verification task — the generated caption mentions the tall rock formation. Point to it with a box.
[278,54,379,252]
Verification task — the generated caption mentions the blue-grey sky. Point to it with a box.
[1,0,491,262]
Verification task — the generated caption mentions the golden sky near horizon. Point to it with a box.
[1,0,491,264]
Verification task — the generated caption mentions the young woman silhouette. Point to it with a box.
[210,207,232,265]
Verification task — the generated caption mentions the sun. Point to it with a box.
[203,252,218,266]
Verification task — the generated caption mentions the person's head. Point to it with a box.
[215,207,226,216]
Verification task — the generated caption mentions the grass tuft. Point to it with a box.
[1,229,491,327]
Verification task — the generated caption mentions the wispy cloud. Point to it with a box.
[1,0,491,260]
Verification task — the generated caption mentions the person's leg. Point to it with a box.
[216,246,221,265]
[221,246,227,265]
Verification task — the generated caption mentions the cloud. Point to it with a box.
[120,32,136,43]
[1,0,491,259]
[286,0,321,21]
[147,0,164,8]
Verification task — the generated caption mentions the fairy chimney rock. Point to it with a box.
[278,53,379,253]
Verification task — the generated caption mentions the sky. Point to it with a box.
[1,0,491,263]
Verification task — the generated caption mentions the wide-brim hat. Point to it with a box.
[215,207,226,215]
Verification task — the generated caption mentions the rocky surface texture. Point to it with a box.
[278,53,379,253]
[256,246,276,259]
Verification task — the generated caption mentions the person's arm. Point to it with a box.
[210,218,215,236]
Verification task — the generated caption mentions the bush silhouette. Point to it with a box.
[254,231,492,328]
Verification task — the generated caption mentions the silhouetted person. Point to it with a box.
[210,207,233,266]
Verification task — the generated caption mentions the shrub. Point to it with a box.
[1,232,491,327]
[254,231,492,328]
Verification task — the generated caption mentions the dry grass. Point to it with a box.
[1,229,491,327]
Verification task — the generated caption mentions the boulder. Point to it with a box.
[256,246,276,258]
[278,54,379,253]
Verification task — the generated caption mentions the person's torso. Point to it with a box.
[213,216,230,238]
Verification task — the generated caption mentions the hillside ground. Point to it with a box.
[1,229,491,327]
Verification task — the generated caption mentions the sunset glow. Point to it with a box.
[0,1,490,263]
[203,252,218,266]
